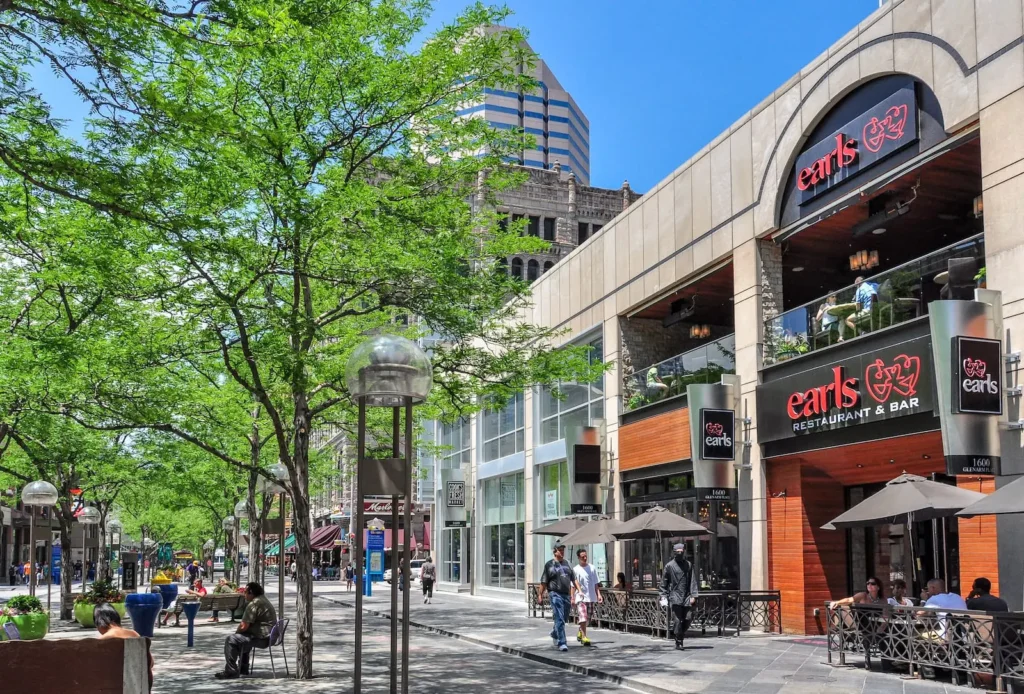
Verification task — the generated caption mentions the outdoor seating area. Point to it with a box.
[625,334,736,412]
[764,233,985,364]
[527,585,782,638]
[827,603,1024,690]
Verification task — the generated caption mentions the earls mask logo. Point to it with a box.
[962,357,998,394]
[864,354,921,404]
[862,104,909,153]
[705,422,724,436]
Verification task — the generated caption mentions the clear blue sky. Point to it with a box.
[423,1,883,191]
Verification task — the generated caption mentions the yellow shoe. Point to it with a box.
[581,636,591,646]
[576,632,583,642]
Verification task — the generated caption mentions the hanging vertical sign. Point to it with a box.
[952,337,1003,415]
[687,383,738,502]
[700,408,736,461]
[366,529,385,578]
[441,469,467,528]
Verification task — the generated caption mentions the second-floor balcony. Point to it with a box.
[624,335,736,413]
[764,233,985,366]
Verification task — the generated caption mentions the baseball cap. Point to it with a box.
[553,543,566,551]
[673,543,686,552]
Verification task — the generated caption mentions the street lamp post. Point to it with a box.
[233,500,248,586]
[108,521,122,589]
[77,506,101,592]
[346,335,432,694]
[221,515,235,588]
[22,481,58,610]
[142,537,155,586]
[203,539,215,581]
[269,463,289,619]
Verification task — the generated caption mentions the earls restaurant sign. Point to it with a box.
[794,81,918,204]
[757,337,934,443]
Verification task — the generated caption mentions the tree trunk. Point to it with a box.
[97,511,108,582]
[291,394,315,679]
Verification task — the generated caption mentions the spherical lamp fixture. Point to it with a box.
[234,500,248,517]
[221,516,236,531]
[78,505,101,525]
[22,480,58,506]
[345,335,432,407]
[203,539,215,551]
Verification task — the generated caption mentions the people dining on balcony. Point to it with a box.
[841,276,879,341]
[646,366,669,399]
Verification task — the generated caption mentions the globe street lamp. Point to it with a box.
[22,480,58,604]
[345,335,431,694]
[108,521,122,589]
[269,462,289,618]
[77,505,101,592]
[233,499,249,585]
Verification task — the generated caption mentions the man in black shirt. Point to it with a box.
[966,577,1008,612]
[536,543,573,652]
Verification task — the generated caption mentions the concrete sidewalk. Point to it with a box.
[310,583,976,694]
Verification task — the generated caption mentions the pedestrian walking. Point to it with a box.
[10,561,19,586]
[289,560,296,581]
[536,543,573,652]
[660,544,698,650]
[571,549,602,646]
[345,563,354,592]
[421,555,436,604]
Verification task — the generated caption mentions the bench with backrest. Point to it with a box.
[166,593,245,623]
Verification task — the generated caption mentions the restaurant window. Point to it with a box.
[539,336,604,444]
[483,472,525,590]
[543,217,556,241]
[528,215,540,237]
[439,417,471,470]
[481,393,525,462]
[527,259,539,282]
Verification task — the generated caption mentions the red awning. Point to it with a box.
[364,529,417,551]
[310,525,341,551]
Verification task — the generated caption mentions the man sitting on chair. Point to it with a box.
[646,366,669,400]
[215,582,277,680]
[842,276,877,341]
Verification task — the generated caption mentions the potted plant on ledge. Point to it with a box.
[0,595,50,640]
[74,579,126,628]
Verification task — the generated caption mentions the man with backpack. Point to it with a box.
[421,555,436,604]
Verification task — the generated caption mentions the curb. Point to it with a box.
[314,594,676,694]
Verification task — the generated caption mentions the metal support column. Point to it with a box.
[401,399,413,694]
[28,506,36,597]
[278,493,285,619]
[390,406,400,694]
[353,399,366,691]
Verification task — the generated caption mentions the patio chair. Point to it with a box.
[249,618,289,678]
[3,621,21,640]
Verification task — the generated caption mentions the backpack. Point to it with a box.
[422,563,436,581]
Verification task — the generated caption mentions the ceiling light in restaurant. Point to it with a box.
[871,227,887,235]
[792,266,804,272]
[849,249,880,272]
[689,324,711,339]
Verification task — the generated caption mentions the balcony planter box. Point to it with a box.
[0,612,49,640]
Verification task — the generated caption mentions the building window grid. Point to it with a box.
[539,337,604,445]
[483,472,526,591]
[439,417,471,471]
[481,393,525,462]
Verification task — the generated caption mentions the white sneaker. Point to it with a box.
[428,599,431,604]
[423,597,428,603]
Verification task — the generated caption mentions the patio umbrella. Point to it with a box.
[822,473,986,529]
[822,472,986,585]
[957,475,1024,517]
[558,518,625,546]
[531,516,589,536]
[612,506,712,575]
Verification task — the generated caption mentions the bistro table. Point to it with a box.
[826,302,859,338]
[934,270,949,285]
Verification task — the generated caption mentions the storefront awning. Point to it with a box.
[363,528,417,551]
[265,534,296,556]
[310,525,341,551]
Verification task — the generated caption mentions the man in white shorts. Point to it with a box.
[572,548,603,646]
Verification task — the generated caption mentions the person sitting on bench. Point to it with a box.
[162,577,207,627]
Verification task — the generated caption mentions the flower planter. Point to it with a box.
[74,601,125,628]
[0,612,49,640]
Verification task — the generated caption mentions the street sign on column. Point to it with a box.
[367,529,385,580]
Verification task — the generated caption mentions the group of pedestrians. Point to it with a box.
[538,541,698,652]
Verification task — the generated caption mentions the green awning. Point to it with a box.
[265,534,296,556]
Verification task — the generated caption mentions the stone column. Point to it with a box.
[980,87,1024,609]
[522,388,536,593]
[621,180,632,212]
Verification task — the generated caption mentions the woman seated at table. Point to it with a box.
[830,577,886,608]
[815,294,839,334]
[888,579,914,607]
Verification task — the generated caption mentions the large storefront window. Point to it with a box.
[541,461,571,520]
[481,393,525,462]
[442,528,462,583]
[483,472,525,590]
[540,337,604,444]
[624,473,740,591]
[440,418,471,470]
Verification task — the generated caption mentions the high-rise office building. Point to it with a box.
[458,30,591,185]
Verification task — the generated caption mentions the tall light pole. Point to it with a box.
[108,521,122,589]
[142,537,155,586]
[221,515,235,588]
[269,463,289,619]
[22,481,58,607]
[233,499,248,586]
[346,335,432,694]
[77,506,101,592]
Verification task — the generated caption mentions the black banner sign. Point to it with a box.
[443,520,467,528]
[795,80,918,204]
[700,408,736,461]
[446,481,465,508]
[952,337,1003,415]
[756,336,934,443]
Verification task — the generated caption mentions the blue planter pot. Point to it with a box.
[157,584,178,610]
[125,593,162,638]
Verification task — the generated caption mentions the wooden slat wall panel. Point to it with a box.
[767,460,806,634]
[801,467,849,634]
[619,408,690,471]
[957,477,999,597]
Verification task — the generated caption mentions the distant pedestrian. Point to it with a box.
[9,561,18,586]
[289,561,296,581]
[572,549,602,646]
[187,561,199,588]
[659,544,698,650]
[537,543,573,652]
[421,555,436,604]
[345,564,354,592]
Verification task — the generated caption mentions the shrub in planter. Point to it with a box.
[0,595,49,640]
[73,579,125,628]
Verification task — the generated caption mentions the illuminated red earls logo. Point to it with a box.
[963,358,986,379]
[786,366,860,420]
[796,134,858,191]
[864,354,921,404]
[862,104,909,153]
[705,422,724,436]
